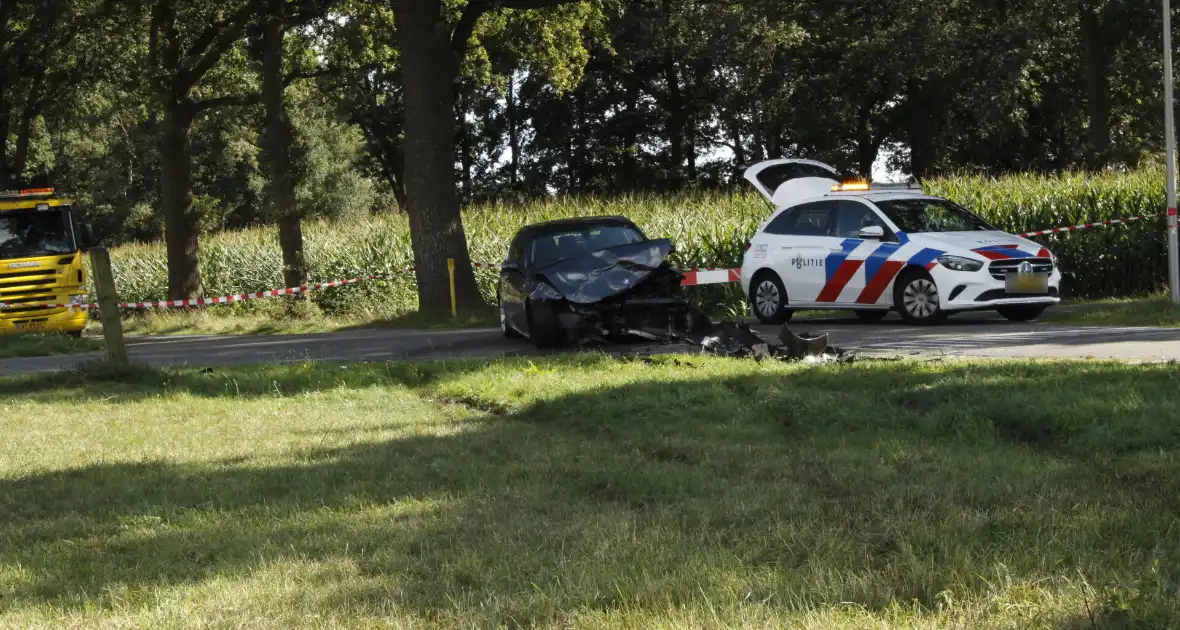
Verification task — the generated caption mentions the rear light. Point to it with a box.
[742,242,751,252]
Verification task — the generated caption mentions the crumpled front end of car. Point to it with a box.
[531,239,708,343]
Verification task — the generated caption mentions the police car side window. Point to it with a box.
[785,202,836,237]
[763,208,798,235]
[834,201,885,238]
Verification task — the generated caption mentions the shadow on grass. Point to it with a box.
[0,332,100,359]
[0,359,1177,627]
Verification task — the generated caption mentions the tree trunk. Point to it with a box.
[854,101,880,178]
[13,77,43,176]
[13,104,36,176]
[729,115,745,179]
[1080,2,1110,168]
[664,59,684,187]
[506,72,520,189]
[160,99,203,299]
[262,11,305,290]
[375,133,408,211]
[397,0,481,314]
[0,83,9,173]
[458,88,473,201]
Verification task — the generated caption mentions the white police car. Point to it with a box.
[739,159,1062,325]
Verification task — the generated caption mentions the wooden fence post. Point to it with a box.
[87,246,128,365]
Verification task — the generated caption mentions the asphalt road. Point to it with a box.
[3,311,1180,375]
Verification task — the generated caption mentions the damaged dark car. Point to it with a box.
[497,216,706,348]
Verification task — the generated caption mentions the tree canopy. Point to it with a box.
[0,0,1171,308]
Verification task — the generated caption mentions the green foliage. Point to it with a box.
[103,168,1170,317]
[3,357,1180,626]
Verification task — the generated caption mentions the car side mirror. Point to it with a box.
[858,225,885,240]
[79,224,98,250]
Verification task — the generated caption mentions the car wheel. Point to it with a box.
[997,305,1047,322]
[499,297,522,338]
[749,271,793,325]
[894,270,947,325]
[526,300,563,348]
[854,309,888,323]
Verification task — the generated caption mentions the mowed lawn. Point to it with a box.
[0,356,1178,629]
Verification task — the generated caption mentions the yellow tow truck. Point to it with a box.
[0,186,94,337]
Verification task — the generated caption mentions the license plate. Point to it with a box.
[14,321,47,331]
[1005,272,1049,294]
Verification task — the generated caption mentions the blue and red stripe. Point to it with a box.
[972,245,1034,260]
[856,247,944,304]
[815,239,863,303]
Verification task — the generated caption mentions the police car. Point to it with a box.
[739,159,1061,325]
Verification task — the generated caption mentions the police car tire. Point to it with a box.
[527,300,563,348]
[749,271,793,325]
[997,305,1047,322]
[894,269,948,325]
[499,297,522,338]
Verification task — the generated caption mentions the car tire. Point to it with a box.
[997,305,1048,322]
[526,300,563,348]
[894,269,947,325]
[66,330,83,339]
[854,309,888,323]
[749,271,793,325]
[499,297,522,338]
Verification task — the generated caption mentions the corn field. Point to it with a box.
[107,167,1172,317]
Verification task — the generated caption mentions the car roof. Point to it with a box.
[518,215,639,235]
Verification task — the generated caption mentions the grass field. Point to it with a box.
[1048,295,1180,328]
[1,355,1177,628]
[0,332,100,358]
[106,303,498,336]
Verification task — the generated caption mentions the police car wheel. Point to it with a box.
[750,271,793,325]
[894,270,947,325]
[997,305,1047,322]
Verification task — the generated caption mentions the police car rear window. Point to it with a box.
[756,163,841,192]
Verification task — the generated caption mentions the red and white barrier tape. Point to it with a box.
[0,264,744,313]
[1016,213,1162,238]
[8,210,1165,313]
[0,275,381,312]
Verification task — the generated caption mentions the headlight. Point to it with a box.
[936,255,984,272]
[69,294,86,306]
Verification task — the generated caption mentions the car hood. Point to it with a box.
[536,239,676,304]
[910,231,1049,259]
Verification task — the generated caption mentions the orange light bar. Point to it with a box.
[19,188,54,195]
[831,181,870,192]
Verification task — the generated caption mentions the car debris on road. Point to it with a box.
[684,319,856,363]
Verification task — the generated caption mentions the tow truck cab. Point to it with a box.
[0,187,93,337]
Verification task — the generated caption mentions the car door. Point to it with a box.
[832,200,905,306]
[499,234,529,331]
[764,200,842,304]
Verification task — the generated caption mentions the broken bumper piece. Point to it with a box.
[688,321,855,363]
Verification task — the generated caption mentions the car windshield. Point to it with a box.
[530,224,646,266]
[874,198,997,233]
[0,207,76,258]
